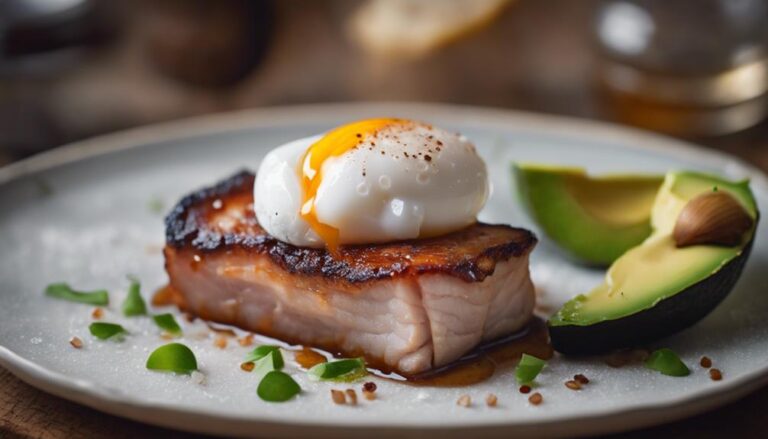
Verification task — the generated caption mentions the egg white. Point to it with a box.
[253,122,489,248]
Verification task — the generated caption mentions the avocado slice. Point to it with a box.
[549,171,759,355]
[513,163,662,266]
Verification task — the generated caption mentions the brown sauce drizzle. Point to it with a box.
[396,317,552,387]
[294,347,328,369]
[152,284,179,307]
[206,323,238,337]
[152,284,552,387]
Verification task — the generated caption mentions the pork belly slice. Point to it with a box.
[164,171,537,375]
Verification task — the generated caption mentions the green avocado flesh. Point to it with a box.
[549,171,758,352]
[513,163,662,266]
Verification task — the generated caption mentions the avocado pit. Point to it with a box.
[673,191,753,248]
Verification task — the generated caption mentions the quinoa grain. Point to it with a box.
[528,392,543,405]
[331,389,346,405]
[574,374,589,385]
[238,334,255,347]
[362,382,377,400]
[565,380,582,390]
[214,336,228,349]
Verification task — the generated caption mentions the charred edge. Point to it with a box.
[259,228,537,283]
[165,171,537,283]
[452,231,538,281]
[165,170,255,247]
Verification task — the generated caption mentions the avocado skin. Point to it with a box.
[549,239,754,355]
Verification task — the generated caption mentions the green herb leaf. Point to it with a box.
[257,370,301,402]
[308,358,367,382]
[45,283,109,306]
[89,322,127,340]
[245,345,283,365]
[146,343,198,374]
[645,348,690,377]
[122,278,147,316]
[253,350,284,378]
[515,353,546,384]
[153,313,182,335]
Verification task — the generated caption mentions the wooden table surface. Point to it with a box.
[2,0,768,437]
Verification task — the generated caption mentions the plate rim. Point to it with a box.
[1,102,767,438]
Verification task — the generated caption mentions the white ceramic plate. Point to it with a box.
[1,103,767,438]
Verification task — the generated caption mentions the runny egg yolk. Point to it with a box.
[298,118,405,252]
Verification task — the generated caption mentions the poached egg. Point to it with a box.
[253,118,489,250]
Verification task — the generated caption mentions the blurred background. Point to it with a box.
[1,0,767,168]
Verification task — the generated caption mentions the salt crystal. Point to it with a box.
[191,371,206,385]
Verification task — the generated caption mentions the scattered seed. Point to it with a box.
[565,380,582,390]
[574,374,590,385]
[91,308,104,320]
[331,389,346,405]
[345,389,358,406]
[710,368,723,381]
[362,382,377,400]
[240,362,255,372]
[363,381,377,393]
[160,331,175,340]
[519,385,531,394]
[486,394,498,407]
[69,336,83,349]
[214,336,228,349]
[238,334,254,347]
[700,356,712,368]
[456,394,471,407]
[528,392,543,405]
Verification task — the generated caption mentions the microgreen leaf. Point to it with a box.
[122,278,147,316]
[253,350,284,378]
[645,348,690,377]
[146,343,198,374]
[45,283,109,306]
[245,345,283,365]
[153,313,182,335]
[89,322,126,340]
[257,370,301,402]
[308,358,367,382]
[515,353,546,384]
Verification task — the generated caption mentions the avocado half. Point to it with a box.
[513,163,662,266]
[549,171,759,355]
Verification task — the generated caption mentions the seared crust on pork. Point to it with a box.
[165,171,537,284]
